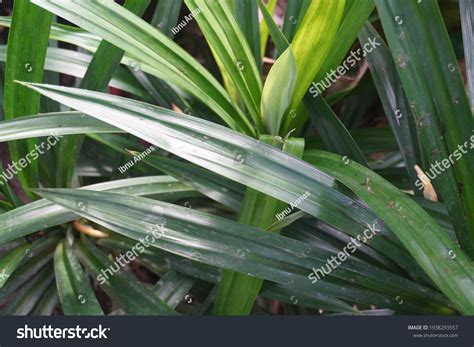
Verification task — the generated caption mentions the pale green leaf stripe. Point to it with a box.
[4,0,52,191]
[19,83,427,278]
[0,16,101,52]
[186,0,263,130]
[0,47,148,99]
[54,241,103,315]
[305,150,474,315]
[30,0,255,136]
[0,112,121,141]
[0,176,194,244]
[290,0,345,109]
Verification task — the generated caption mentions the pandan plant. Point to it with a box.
[0,0,473,316]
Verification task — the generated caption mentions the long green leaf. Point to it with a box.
[305,150,474,315]
[289,0,345,109]
[376,0,474,257]
[0,46,148,99]
[460,0,474,110]
[258,0,277,57]
[0,112,120,141]
[0,243,30,288]
[261,47,297,135]
[154,270,194,309]
[358,23,420,187]
[4,0,52,193]
[36,188,452,314]
[256,0,288,56]
[56,0,151,188]
[185,0,263,131]
[74,234,176,315]
[256,1,367,164]
[0,16,100,51]
[317,0,375,81]
[305,94,368,166]
[81,0,150,92]
[19,83,424,277]
[31,282,58,315]
[282,0,375,133]
[281,0,310,44]
[151,0,183,37]
[1,264,54,315]
[54,240,103,315]
[142,155,244,211]
[214,137,304,315]
[30,0,254,136]
[0,176,193,244]
[98,234,354,313]
[232,0,261,69]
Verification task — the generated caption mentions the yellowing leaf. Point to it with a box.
[290,0,345,109]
